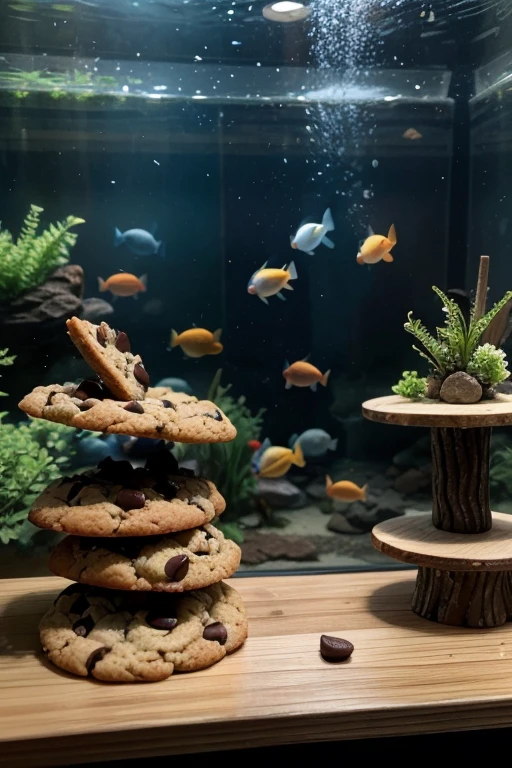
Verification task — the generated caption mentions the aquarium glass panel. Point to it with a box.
[0,0,510,578]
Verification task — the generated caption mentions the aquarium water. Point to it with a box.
[1,0,512,577]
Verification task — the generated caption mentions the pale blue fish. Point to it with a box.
[114,227,163,257]
[290,208,335,255]
[289,429,338,458]
[155,377,193,395]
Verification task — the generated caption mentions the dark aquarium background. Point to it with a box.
[1,0,512,577]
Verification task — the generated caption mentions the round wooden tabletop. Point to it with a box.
[372,512,512,571]
[362,394,512,428]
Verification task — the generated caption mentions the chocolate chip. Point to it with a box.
[156,425,164,433]
[45,390,57,406]
[164,554,189,582]
[124,400,144,414]
[203,622,227,645]
[320,635,354,662]
[66,482,83,503]
[115,488,146,511]
[145,451,180,478]
[86,646,108,673]
[146,613,178,631]
[161,399,176,410]
[70,594,90,615]
[96,325,108,347]
[73,613,95,637]
[115,331,131,353]
[74,379,105,401]
[134,363,150,388]
[97,457,134,484]
[55,583,88,605]
[153,480,179,500]
[179,467,195,478]
[203,409,223,421]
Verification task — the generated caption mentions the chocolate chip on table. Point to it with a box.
[96,325,108,347]
[124,400,144,414]
[133,363,150,388]
[115,331,131,353]
[73,613,95,637]
[146,613,178,631]
[164,554,190,582]
[86,647,108,673]
[320,635,354,662]
[74,379,105,401]
[66,482,83,503]
[153,480,180,500]
[203,622,228,645]
[115,489,146,511]
[160,399,176,410]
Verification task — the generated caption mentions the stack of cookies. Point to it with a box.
[19,317,248,683]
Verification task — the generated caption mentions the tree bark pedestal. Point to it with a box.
[412,567,512,628]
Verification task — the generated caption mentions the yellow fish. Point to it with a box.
[98,272,147,297]
[253,438,306,478]
[283,358,330,391]
[326,476,367,502]
[356,224,397,265]
[247,261,297,304]
[170,328,223,358]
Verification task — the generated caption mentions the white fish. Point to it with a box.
[291,208,335,255]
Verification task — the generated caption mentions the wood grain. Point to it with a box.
[4,572,512,766]
[362,394,512,428]
[372,512,512,570]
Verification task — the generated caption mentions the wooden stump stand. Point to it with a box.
[362,394,512,628]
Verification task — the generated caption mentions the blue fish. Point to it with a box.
[155,377,194,395]
[76,434,122,466]
[114,227,163,257]
[289,429,338,458]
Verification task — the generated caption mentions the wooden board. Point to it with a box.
[3,573,512,765]
[372,512,512,570]
[362,394,512,428]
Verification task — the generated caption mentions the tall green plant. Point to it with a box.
[404,285,512,381]
[0,348,15,397]
[0,205,84,302]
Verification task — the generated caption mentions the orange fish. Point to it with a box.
[98,272,147,298]
[248,439,262,451]
[170,328,223,358]
[326,476,367,502]
[357,224,397,265]
[283,357,331,392]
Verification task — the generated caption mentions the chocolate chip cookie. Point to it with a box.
[49,524,241,592]
[18,384,236,443]
[66,317,149,401]
[40,581,248,682]
[30,453,225,537]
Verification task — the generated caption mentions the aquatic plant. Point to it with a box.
[0,348,15,397]
[404,285,512,380]
[392,371,427,399]
[0,205,84,302]
[0,417,75,544]
[175,370,265,541]
[467,343,509,386]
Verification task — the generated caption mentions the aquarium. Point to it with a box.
[1,0,512,580]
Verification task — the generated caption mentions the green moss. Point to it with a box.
[391,371,427,399]
[403,285,512,379]
[175,370,264,537]
[0,204,84,302]
[467,343,509,386]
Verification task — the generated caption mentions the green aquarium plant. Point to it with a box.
[175,370,264,542]
[392,371,427,399]
[0,348,16,396]
[0,204,84,302]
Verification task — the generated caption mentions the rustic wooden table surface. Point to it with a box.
[2,571,512,766]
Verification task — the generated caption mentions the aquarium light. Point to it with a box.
[262,2,311,22]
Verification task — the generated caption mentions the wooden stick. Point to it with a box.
[473,255,490,320]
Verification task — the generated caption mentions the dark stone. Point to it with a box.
[426,376,442,399]
[115,489,146,511]
[241,532,318,565]
[164,554,189,582]
[115,331,131,353]
[134,363,150,387]
[440,371,482,404]
[124,401,144,414]
[394,468,430,495]
[203,622,228,645]
[320,635,354,662]
[82,297,114,323]
[86,646,108,673]
[257,477,307,509]
[327,509,367,535]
